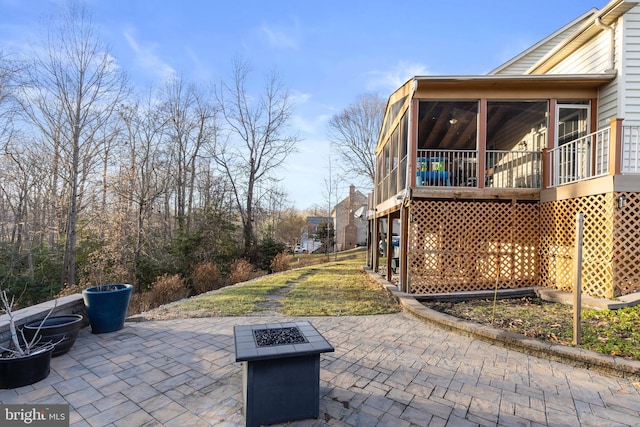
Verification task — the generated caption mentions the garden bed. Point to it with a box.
[421,296,640,360]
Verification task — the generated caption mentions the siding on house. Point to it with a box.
[622,7,640,125]
[547,28,619,127]
[597,18,625,127]
[548,30,611,74]
[599,79,620,127]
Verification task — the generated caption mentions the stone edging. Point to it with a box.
[0,294,88,346]
[364,266,640,381]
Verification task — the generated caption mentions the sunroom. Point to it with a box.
[375,74,615,207]
[372,73,640,299]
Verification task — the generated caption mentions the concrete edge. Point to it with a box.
[364,266,640,381]
[0,294,88,345]
[536,287,640,310]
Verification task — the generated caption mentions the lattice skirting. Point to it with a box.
[615,192,640,296]
[408,193,640,298]
[539,194,613,297]
[408,199,539,294]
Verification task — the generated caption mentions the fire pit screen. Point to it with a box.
[234,321,334,427]
[253,326,308,347]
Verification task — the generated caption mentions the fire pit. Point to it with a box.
[234,321,334,427]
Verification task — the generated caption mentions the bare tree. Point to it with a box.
[161,76,218,232]
[16,4,128,286]
[213,59,299,253]
[0,52,17,144]
[327,93,385,188]
[1,142,59,283]
[275,209,306,250]
[322,155,339,255]
[253,185,290,241]
[112,96,169,287]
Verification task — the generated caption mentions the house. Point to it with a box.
[300,216,332,253]
[331,185,368,251]
[371,0,640,300]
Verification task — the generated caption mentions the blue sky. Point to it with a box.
[0,0,609,210]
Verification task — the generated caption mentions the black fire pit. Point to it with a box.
[234,321,334,427]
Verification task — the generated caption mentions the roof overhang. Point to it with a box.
[413,73,617,90]
[412,73,617,99]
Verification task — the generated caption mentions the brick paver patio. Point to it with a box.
[1,312,639,426]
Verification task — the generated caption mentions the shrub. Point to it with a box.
[192,262,222,294]
[146,274,190,308]
[229,258,253,284]
[270,252,290,273]
[293,253,317,268]
[128,292,151,315]
[256,237,286,272]
[56,283,86,298]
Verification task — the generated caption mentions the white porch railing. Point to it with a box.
[486,150,542,189]
[546,127,610,187]
[416,149,542,189]
[416,149,477,187]
[416,125,638,191]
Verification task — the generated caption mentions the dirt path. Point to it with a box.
[248,273,312,316]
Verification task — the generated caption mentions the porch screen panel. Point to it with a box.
[486,101,546,189]
[399,113,408,190]
[417,101,478,150]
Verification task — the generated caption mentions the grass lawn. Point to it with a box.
[281,261,399,316]
[142,247,640,362]
[143,248,400,319]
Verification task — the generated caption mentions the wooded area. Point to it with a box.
[0,6,307,306]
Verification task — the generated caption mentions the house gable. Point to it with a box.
[490,9,598,75]
[528,0,638,75]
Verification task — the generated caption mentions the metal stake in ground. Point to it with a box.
[573,213,584,346]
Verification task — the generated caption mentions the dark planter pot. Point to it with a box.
[82,284,133,334]
[0,344,54,389]
[23,314,84,357]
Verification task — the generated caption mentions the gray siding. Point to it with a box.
[599,79,619,127]
[548,33,611,74]
[548,30,618,127]
[622,7,640,125]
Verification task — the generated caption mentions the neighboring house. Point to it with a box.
[300,216,332,253]
[332,185,368,251]
[371,0,640,300]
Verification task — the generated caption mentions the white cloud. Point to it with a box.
[289,90,312,105]
[364,60,431,92]
[260,20,300,49]
[185,47,213,81]
[123,28,176,82]
[292,113,331,135]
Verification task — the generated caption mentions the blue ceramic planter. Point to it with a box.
[82,284,133,334]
